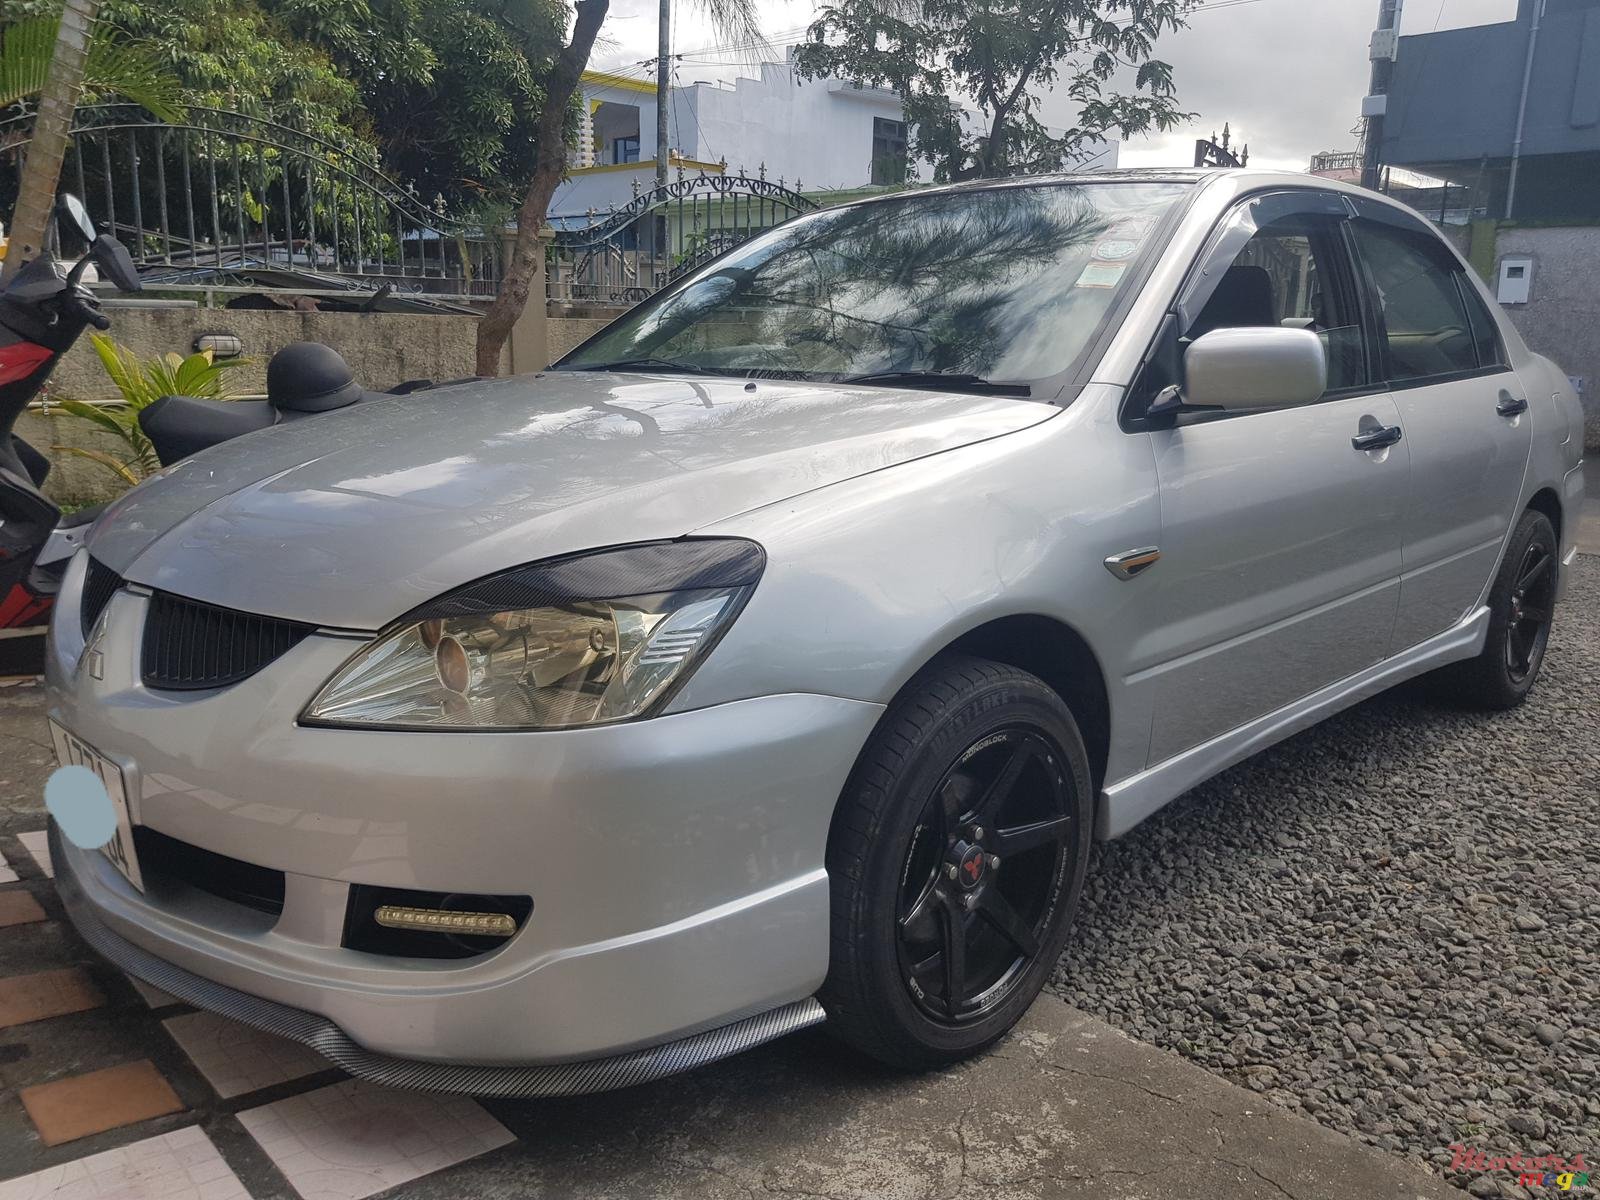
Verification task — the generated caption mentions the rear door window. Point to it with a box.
[1349,221,1480,383]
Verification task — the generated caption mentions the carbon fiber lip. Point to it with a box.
[50,825,826,1097]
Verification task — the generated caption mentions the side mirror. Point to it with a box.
[55,194,96,243]
[91,235,142,292]
[1181,326,1327,412]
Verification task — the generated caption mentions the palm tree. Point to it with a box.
[654,0,764,185]
[1,6,184,283]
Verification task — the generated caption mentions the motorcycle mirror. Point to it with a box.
[91,235,142,293]
[55,194,96,243]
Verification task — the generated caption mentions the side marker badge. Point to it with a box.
[1104,547,1161,581]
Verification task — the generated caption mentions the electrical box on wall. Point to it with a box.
[1497,257,1534,305]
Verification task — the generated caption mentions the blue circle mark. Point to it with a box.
[45,765,117,851]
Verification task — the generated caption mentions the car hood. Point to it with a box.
[88,371,1054,629]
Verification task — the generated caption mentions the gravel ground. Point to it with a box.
[1052,554,1600,1194]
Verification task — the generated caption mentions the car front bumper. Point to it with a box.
[47,562,882,1085]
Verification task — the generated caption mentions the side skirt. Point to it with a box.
[1097,606,1490,839]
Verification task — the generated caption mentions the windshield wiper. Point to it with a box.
[838,370,1031,397]
[568,357,713,375]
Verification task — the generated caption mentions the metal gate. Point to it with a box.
[0,104,503,299]
[548,170,818,305]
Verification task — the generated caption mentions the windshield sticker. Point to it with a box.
[1092,239,1140,261]
[1077,261,1128,289]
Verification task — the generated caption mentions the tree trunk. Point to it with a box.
[1,0,100,285]
[474,0,610,377]
[655,0,671,185]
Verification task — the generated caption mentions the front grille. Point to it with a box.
[132,827,286,915]
[80,557,122,637]
[141,592,313,690]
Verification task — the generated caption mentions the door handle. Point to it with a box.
[1496,392,1529,417]
[1351,424,1403,451]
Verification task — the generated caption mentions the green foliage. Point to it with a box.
[283,0,573,206]
[794,0,1198,181]
[53,334,246,485]
[79,0,571,208]
[0,11,185,121]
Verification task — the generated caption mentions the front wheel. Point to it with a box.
[819,656,1093,1070]
[1437,508,1559,710]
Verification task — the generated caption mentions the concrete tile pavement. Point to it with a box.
[0,676,1469,1199]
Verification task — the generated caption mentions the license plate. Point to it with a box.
[48,720,143,892]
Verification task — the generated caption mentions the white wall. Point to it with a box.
[555,65,1122,219]
[678,63,909,190]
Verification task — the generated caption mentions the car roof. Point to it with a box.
[826,167,1430,227]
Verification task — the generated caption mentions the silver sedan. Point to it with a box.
[45,169,1585,1095]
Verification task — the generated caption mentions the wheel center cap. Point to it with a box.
[954,842,987,890]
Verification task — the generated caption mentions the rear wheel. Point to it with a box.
[1438,509,1558,710]
[820,656,1092,1069]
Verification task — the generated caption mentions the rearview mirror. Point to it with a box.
[1183,326,1327,411]
[55,193,95,243]
[91,236,142,292]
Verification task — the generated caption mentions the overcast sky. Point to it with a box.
[588,0,1521,171]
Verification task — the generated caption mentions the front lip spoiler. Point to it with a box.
[50,823,826,1097]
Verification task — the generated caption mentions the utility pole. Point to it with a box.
[656,0,671,186]
[1360,0,1403,192]
[1,0,101,284]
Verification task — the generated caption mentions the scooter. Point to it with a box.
[1,194,465,654]
[0,194,142,639]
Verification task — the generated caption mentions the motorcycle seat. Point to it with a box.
[139,395,276,464]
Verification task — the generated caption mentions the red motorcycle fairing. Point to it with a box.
[0,581,51,627]
[0,341,53,386]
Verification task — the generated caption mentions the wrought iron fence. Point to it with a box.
[0,104,504,299]
[548,170,818,305]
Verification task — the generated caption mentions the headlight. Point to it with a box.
[302,539,763,730]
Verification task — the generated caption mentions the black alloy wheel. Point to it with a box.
[1437,508,1559,710]
[895,728,1075,1024]
[821,655,1093,1069]
[1504,537,1556,685]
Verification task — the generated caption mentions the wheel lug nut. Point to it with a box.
[987,854,1001,869]
[963,892,979,910]
[944,863,960,882]
[970,826,984,840]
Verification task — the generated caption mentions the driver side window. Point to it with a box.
[1187,214,1367,393]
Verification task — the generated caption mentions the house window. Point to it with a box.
[613,135,640,164]
[871,118,907,186]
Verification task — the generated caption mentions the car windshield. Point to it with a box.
[556,181,1191,394]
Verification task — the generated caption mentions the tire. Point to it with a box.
[1436,508,1559,710]
[819,654,1093,1070]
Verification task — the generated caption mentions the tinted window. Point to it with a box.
[1458,275,1507,369]
[1351,221,1478,382]
[559,182,1189,389]
[1188,214,1366,392]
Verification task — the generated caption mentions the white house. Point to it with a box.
[549,55,1119,222]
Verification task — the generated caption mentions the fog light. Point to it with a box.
[373,905,518,937]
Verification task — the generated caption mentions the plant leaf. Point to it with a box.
[53,396,131,437]
[50,444,141,487]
